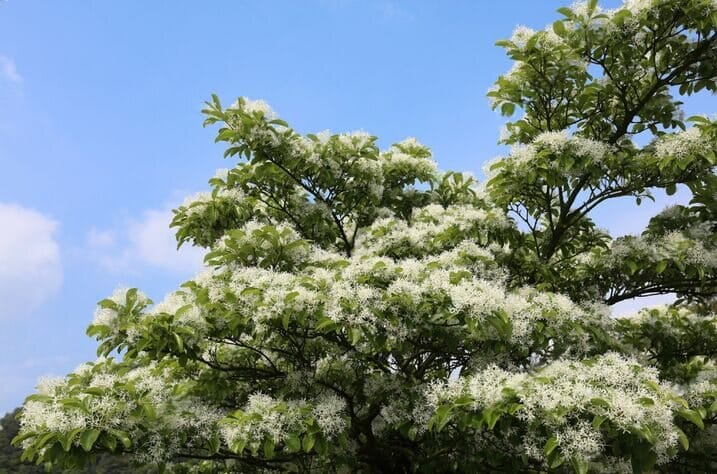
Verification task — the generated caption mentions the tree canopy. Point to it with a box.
[12,0,717,472]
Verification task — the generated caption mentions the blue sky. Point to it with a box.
[0,0,714,413]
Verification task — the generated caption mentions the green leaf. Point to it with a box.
[432,404,454,432]
[80,429,101,452]
[655,260,668,274]
[483,408,501,430]
[285,433,301,452]
[231,438,246,454]
[24,394,54,403]
[208,432,221,454]
[592,415,606,429]
[60,428,82,451]
[544,436,559,456]
[611,9,631,23]
[501,102,516,116]
[687,115,710,124]
[557,6,574,18]
[108,429,132,449]
[631,441,657,473]
[677,408,704,429]
[263,438,275,459]
[638,397,654,406]
[35,432,57,449]
[349,327,363,345]
[666,183,677,196]
[549,454,565,469]
[104,434,117,451]
[553,21,566,36]
[676,427,689,450]
[174,333,184,352]
[590,397,610,409]
[571,457,589,474]
[11,431,37,447]
[315,317,337,332]
[315,435,329,455]
[302,434,316,453]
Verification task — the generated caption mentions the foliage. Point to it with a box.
[12,0,717,472]
[0,409,155,473]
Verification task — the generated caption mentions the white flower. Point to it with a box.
[555,421,603,460]
[312,394,347,437]
[654,127,708,159]
[229,97,277,120]
[624,0,657,16]
[213,168,230,181]
[92,307,118,327]
[511,25,536,49]
[338,130,373,149]
[36,376,66,396]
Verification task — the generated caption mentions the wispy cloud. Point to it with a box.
[0,203,62,319]
[87,203,204,275]
[0,55,22,83]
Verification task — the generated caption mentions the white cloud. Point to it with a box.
[87,227,115,248]
[0,203,62,319]
[0,55,22,83]
[88,205,203,275]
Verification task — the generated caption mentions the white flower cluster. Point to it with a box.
[21,400,88,439]
[23,360,155,437]
[312,394,348,436]
[214,220,312,270]
[212,168,230,182]
[287,129,386,200]
[510,25,536,49]
[336,130,373,150]
[320,251,604,350]
[681,361,717,407]
[594,228,717,273]
[424,353,682,465]
[509,23,563,51]
[166,398,224,442]
[170,202,605,355]
[22,356,229,463]
[193,265,228,303]
[380,137,437,182]
[556,421,604,460]
[180,187,245,218]
[355,204,510,258]
[523,354,679,464]
[228,97,278,121]
[465,366,526,409]
[623,0,658,16]
[91,288,150,329]
[220,393,305,449]
[570,1,605,17]
[513,131,612,165]
[381,149,437,179]
[653,127,709,159]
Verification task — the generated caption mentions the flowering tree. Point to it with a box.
[13,0,717,472]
